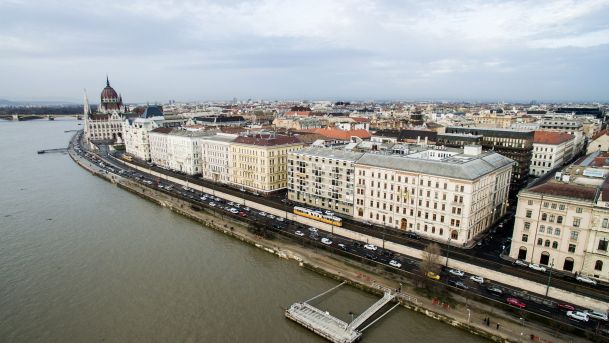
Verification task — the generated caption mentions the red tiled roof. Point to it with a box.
[592,129,608,141]
[533,131,573,145]
[352,117,370,123]
[298,128,371,140]
[233,134,302,146]
[528,182,597,201]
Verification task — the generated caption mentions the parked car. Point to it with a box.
[470,275,484,284]
[448,269,465,277]
[243,206,250,212]
[338,243,347,250]
[449,280,468,289]
[566,311,589,322]
[321,238,332,245]
[585,310,608,321]
[308,227,318,233]
[259,211,267,217]
[276,217,284,222]
[426,271,440,280]
[389,260,402,268]
[405,232,420,239]
[295,230,305,237]
[557,303,576,311]
[576,275,598,286]
[268,214,275,219]
[229,208,239,214]
[513,259,528,267]
[486,286,503,295]
[209,202,216,207]
[239,211,247,217]
[364,244,378,251]
[528,263,546,272]
[506,297,526,308]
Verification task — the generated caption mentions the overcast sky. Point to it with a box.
[1,0,609,103]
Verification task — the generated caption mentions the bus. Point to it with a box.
[293,206,342,226]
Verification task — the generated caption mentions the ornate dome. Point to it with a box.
[99,76,124,114]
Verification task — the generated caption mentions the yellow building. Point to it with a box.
[230,134,303,194]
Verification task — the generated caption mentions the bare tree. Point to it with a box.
[420,242,442,276]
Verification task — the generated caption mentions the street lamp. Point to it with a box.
[545,258,555,297]
[519,317,525,336]
[466,308,471,323]
[445,236,452,267]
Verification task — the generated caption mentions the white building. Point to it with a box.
[83,77,127,143]
[149,128,212,175]
[200,133,238,184]
[353,146,513,246]
[530,131,575,177]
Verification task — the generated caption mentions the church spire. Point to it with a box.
[83,88,91,116]
[106,74,110,87]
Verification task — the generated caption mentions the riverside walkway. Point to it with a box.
[285,282,396,343]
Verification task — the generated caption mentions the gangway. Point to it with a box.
[285,282,396,343]
[37,148,67,154]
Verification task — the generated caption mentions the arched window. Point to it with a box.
[554,228,561,236]
[541,213,547,221]
[547,227,553,235]
[544,240,550,247]
[537,238,543,245]
[595,260,604,271]
[451,230,458,240]
[439,228,444,236]
[552,241,558,249]
[539,225,545,233]
[603,218,609,228]
[432,226,436,234]
[557,216,563,224]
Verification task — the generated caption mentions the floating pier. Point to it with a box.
[285,282,397,343]
[37,148,68,154]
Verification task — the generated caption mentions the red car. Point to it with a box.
[557,303,576,311]
[239,211,247,217]
[506,297,526,308]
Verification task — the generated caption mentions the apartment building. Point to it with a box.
[353,145,513,246]
[509,152,609,281]
[200,133,237,184]
[530,131,574,177]
[230,134,303,194]
[149,128,211,175]
[288,148,364,216]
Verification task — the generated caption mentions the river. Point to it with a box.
[0,119,487,342]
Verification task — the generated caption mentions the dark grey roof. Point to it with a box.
[143,105,163,118]
[355,152,514,180]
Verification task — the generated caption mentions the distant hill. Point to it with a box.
[0,98,78,106]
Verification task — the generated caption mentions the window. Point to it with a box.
[547,227,553,235]
[573,218,581,227]
[576,207,582,214]
[603,219,609,228]
[528,200,533,206]
[539,225,545,233]
[568,244,576,253]
[570,231,579,241]
[557,216,563,224]
[524,222,531,230]
[552,241,558,249]
[541,213,547,221]
[522,234,529,242]
[559,204,565,210]
[554,228,561,236]
[537,238,543,245]
[525,210,532,218]
[544,240,550,247]
[598,239,608,252]
[595,260,603,271]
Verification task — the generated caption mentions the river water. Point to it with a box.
[0,119,486,343]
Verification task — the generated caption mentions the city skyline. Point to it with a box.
[1,0,609,103]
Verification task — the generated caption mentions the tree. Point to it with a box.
[420,242,442,276]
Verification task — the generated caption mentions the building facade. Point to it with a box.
[530,131,574,177]
[149,128,211,175]
[200,133,237,184]
[83,77,127,143]
[353,146,513,246]
[288,148,364,216]
[510,152,609,281]
[229,134,303,194]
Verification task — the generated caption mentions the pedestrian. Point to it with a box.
[496,323,500,330]
[486,318,490,326]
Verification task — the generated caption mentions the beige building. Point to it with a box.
[473,111,517,128]
[530,131,574,177]
[352,146,513,246]
[230,134,303,194]
[510,152,609,281]
[288,148,364,216]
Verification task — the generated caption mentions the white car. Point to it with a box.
[276,217,284,222]
[295,230,305,237]
[389,260,402,268]
[228,202,234,206]
[321,238,332,245]
[268,214,275,219]
[585,310,608,321]
[470,275,484,284]
[243,207,250,212]
[229,208,239,214]
[338,243,346,250]
[514,259,528,267]
[324,210,335,216]
[448,269,465,277]
[529,263,547,272]
[308,227,318,233]
[576,275,598,286]
[364,244,377,251]
[259,212,267,217]
[566,311,589,322]
[209,202,216,207]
